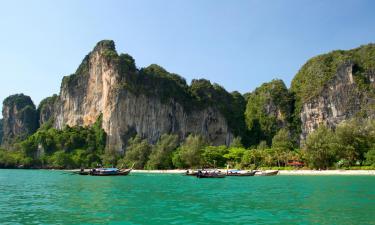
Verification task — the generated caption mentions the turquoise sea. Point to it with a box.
[0,170,374,225]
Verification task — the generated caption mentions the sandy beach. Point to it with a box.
[278,170,375,176]
[130,169,375,175]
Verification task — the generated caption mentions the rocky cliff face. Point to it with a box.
[49,40,233,151]
[3,41,373,149]
[291,44,375,141]
[300,62,375,139]
[106,90,232,150]
[38,94,58,125]
[2,94,39,146]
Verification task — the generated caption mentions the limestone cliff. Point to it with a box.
[49,40,233,151]
[292,44,375,140]
[1,94,39,146]
[5,41,373,149]
[300,62,375,139]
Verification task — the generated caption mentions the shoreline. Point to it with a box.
[131,169,375,175]
[4,168,372,176]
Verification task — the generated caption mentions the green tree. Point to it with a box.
[241,149,264,168]
[146,134,179,169]
[230,137,244,148]
[15,115,107,169]
[118,136,151,169]
[49,151,75,169]
[202,145,228,168]
[171,149,186,169]
[262,148,278,167]
[176,134,207,168]
[257,141,268,150]
[224,147,247,168]
[102,148,121,167]
[335,119,375,165]
[272,128,293,166]
[303,125,339,169]
[365,147,375,166]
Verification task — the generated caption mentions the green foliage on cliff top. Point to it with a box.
[3,94,35,110]
[38,94,58,113]
[61,40,118,89]
[120,64,192,105]
[291,44,375,114]
[94,40,116,52]
[2,94,39,144]
[245,79,293,145]
[119,63,248,142]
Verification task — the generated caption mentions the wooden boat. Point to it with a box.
[196,170,226,178]
[226,170,256,176]
[89,168,132,176]
[75,168,132,176]
[255,170,279,176]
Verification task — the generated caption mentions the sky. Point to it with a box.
[0,0,375,115]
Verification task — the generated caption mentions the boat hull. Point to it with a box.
[255,171,279,176]
[196,172,226,178]
[90,169,132,176]
[226,171,256,176]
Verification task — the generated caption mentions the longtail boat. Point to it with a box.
[76,168,132,176]
[255,170,279,176]
[90,168,132,176]
[196,170,226,178]
[226,170,256,176]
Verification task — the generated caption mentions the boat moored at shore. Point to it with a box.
[76,168,132,176]
[255,170,279,176]
[226,170,256,176]
[196,170,226,178]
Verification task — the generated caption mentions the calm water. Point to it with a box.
[0,170,374,225]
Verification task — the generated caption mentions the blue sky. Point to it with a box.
[0,0,374,114]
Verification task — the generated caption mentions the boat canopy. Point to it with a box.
[96,168,119,172]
